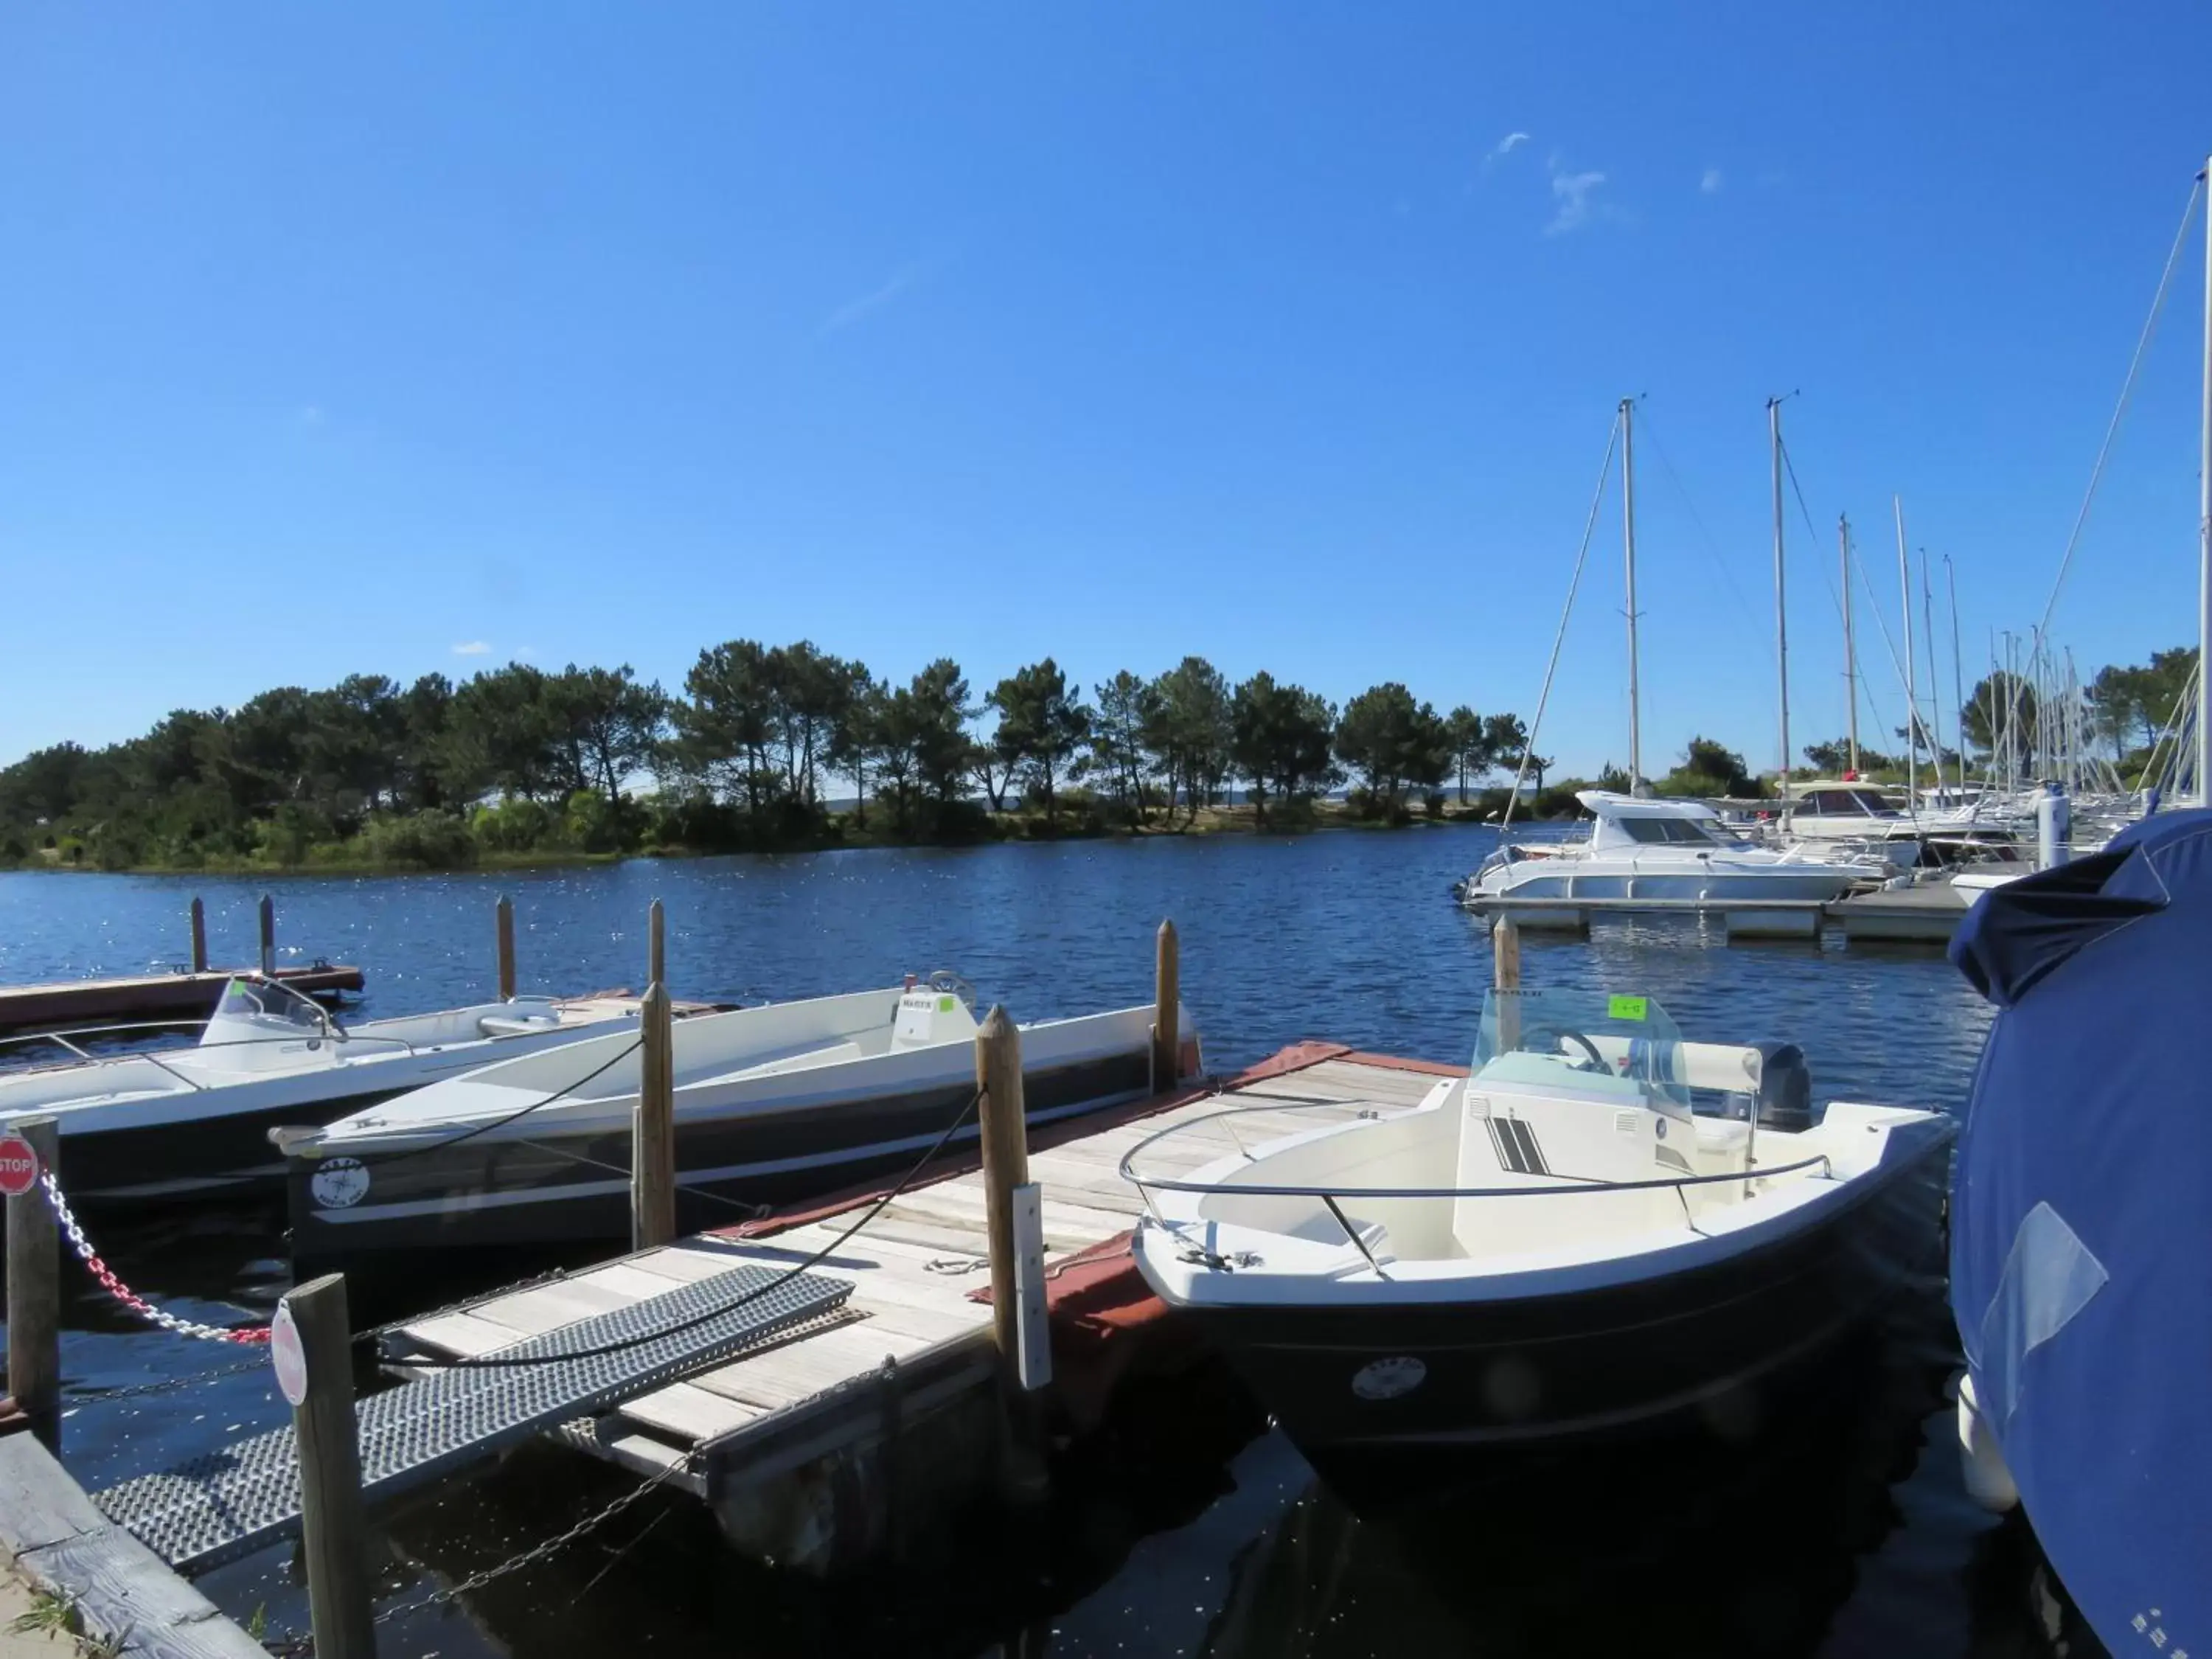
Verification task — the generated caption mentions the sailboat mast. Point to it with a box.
[1895,497,1916,801]
[1842,515,1860,775]
[1622,397,1641,793]
[1946,554,1966,785]
[1770,399,1790,793]
[1921,552,1945,797]
[2198,153,2211,803]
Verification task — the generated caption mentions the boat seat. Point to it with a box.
[478,1015,563,1039]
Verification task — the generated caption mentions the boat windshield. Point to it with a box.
[1472,987,1693,1115]
[1613,815,1734,846]
[210,978,325,1029]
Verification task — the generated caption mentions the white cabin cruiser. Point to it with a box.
[1128,988,1952,1495]
[1462,791,1871,907]
[1784,782,2024,869]
[0,977,642,1203]
[282,975,1197,1279]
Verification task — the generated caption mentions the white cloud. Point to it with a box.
[815,264,923,340]
[1700,167,1724,195]
[451,641,492,656]
[1483,131,1531,171]
[1545,166,1608,234]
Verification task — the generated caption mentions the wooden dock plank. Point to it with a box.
[684,1323,942,1413]
[0,1436,266,1659]
[615,1379,765,1444]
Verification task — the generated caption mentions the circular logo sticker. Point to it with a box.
[1351,1356,1428,1401]
[0,1133,41,1198]
[310,1157,370,1211]
[271,1302,308,1407]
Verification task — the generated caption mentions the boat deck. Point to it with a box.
[386,1049,1456,1490]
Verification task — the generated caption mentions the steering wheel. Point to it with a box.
[1558,1030,1608,1072]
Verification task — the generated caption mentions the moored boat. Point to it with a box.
[1947,807,2212,1652]
[1127,987,1951,1498]
[0,977,644,1205]
[1462,790,1874,908]
[280,975,1197,1281]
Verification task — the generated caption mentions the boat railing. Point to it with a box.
[0,1012,424,1085]
[1119,1096,1833,1276]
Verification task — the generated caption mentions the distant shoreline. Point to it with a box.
[4,798,1548,878]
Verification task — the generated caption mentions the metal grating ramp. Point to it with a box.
[92,1262,849,1573]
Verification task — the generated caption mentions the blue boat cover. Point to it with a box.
[1949,810,2212,1653]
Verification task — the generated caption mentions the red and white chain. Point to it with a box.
[40,1173,270,1346]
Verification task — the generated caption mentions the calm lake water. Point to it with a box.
[0,830,2075,1658]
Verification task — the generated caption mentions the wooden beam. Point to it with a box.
[1152,919,1180,1089]
[5,1117,60,1452]
[633,982,676,1250]
[285,1275,374,1659]
[495,894,517,1001]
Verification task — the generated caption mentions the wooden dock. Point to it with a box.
[0,1434,264,1659]
[0,964,366,1038]
[386,1043,1455,1575]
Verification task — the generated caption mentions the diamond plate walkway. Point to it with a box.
[91,1262,850,1573]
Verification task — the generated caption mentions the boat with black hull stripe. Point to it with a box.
[0,977,646,1206]
[1127,987,1950,1500]
[280,975,1197,1284]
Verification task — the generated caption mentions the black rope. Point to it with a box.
[344,1034,646,1170]
[394,1085,984,1369]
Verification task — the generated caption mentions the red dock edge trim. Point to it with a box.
[710,1039,1468,1427]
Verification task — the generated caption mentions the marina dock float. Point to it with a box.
[382,1043,1454,1575]
[0,1433,265,1659]
[0,964,366,1037]
[1465,885,1978,945]
[1823,881,1975,943]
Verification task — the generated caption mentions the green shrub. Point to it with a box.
[471,796,556,852]
[358,809,478,869]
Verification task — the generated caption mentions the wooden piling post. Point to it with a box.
[257,894,276,978]
[632,982,677,1250]
[647,898,666,993]
[1492,916,1523,1052]
[1152,919,1180,1091]
[1492,915,1521,990]
[6,1118,61,1453]
[495,895,517,1001]
[285,1274,374,1659]
[975,1007,1047,1500]
[188,897,208,975]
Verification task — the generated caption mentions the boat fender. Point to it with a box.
[1751,1042,1816,1131]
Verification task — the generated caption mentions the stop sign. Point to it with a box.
[271,1302,309,1407]
[0,1134,42,1198]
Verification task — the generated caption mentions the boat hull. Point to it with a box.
[1481,866,1857,904]
[1166,1133,1948,1500]
[288,1044,1164,1281]
[0,1022,623,1206]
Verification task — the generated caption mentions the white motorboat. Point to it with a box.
[1127,987,1952,1495]
[281,975,1197,1278]
[1781,781,2025,869]
[0,977,645,1203]
[1462,791,1871,907]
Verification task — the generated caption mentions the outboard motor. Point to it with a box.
[1750,1041,1815,1131]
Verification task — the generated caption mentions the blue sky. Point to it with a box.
[3,4,2207,779]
